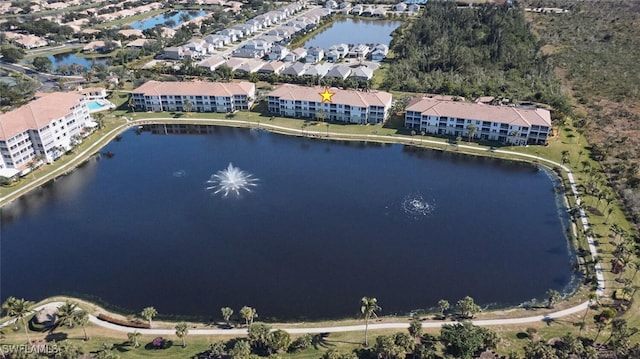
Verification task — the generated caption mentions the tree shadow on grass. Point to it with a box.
[312,333,335,349]
[45,332,67,342]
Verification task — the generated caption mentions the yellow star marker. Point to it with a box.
[318,86,335,103]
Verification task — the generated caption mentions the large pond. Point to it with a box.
[129,10,207,30]
[0,126,576,321]
[303,18,403,48]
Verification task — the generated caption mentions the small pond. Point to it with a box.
[129,10,207,30]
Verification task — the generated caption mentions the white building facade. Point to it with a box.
[131,81,256,113]
[267,84,392,124]
[404,97,552,145]
[0,92,92,172]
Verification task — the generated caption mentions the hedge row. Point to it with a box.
[97,313,150,329]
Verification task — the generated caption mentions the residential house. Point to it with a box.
[403,97,552,145]
[223,58,247,71]
[282,62,308,76]
[0,92,92,169]
[407,4,421,12]
[284,47,307,62]
[303,63,332,77]
[350,4,363,15]
[235,60,265,74]
[325,50,341,63]
[131,81,256,113]
[325,0,338,9]
[267,84,392,124]
[126,39,153,48]
[349,66,374,80]
[218,28,241,42]
[305,47,324,63]
[82,40,121,53]
[257,61,286,74]
[163,46,184,60]
[339,2,351,9]
[269,45,290,61]
[371,7,387,17]
[370,44,389,61]
[348,44,370,59]
[198,56,226,71]
[204,34,229,48]
[324,65,351,80]
[394,2,407,11]
[118,29,144,39]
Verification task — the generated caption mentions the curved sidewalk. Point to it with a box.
[1,300,589,336]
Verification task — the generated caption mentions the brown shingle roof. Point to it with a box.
[0,92,85,140]
[268,84,392,108]
[406,97,551,127]
[132,80,254,97]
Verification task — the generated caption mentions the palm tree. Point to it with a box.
[141,307,157,328]
[239,306,257,327]
[175,321,189,348]
[184,99,193,114]
[74,309,90,341]
[546,289,561,309]
[128,331,142,348]
[221,307,233,326]
[361,296,381,347]
[561,150,570,165]
[465,124,477,143]
[2,297,34,345]
[56,301,78,328]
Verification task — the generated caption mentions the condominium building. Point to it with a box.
[0,92,92,174]
[404,97,552,145]
[131,81,256,113]
[267,84,392,124]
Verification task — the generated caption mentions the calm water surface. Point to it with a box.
[0,127,575,321]
[129,10,207,30]
[47,52,107,70]
[303,18,402,48]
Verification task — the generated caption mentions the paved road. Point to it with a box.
[0,60,84,91]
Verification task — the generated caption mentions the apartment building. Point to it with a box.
[131,81,256,113]
[404,97,552,145]
[267,84,392,124]
[0,92,92,173]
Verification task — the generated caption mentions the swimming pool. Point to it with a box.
[87,100,115,113]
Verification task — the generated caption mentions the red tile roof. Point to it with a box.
[132,80,254,97]
[0,92,85,140]
[406,97,551,127]
[268,84,392,108]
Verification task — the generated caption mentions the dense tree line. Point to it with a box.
[526,0,640,225]
[383,0,570,115]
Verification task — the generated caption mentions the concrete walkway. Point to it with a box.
[1,299,589,336]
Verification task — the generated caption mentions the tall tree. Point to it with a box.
[546,289,561,309]
[2,297,34,345]
[437,299,450,318]
[408,315,423,341]
[267,329,291,353]
[56,301,79,328]
[440,322,494,359]
[74,309,90,341]
[456,296,480,319]
[466,124,477,143]
[240,306,257,327]
[361,296,382,347]
[175,321,189,348]
[141,306,158,328]
[221,307,233,326]
[128,331,141,348]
